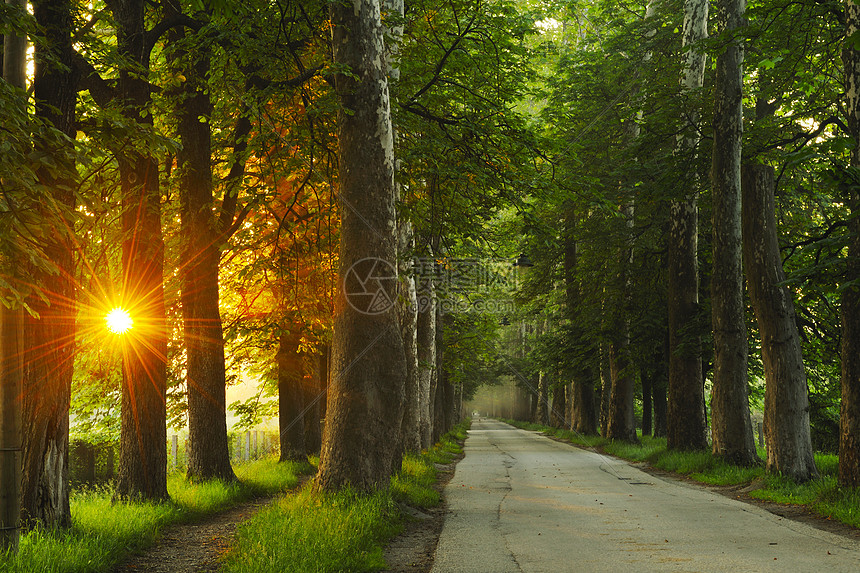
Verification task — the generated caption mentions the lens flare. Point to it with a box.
[106,307,133,334]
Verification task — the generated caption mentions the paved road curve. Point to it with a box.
[431,418,860,573]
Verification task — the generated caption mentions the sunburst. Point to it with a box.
[105,307,133,334]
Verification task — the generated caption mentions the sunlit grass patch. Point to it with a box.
[222,486,401,573]
[0,456,308,573]
[234,457,310,494]
[814,453,839,477]
[223,422,470,573]
[392,455,440,508]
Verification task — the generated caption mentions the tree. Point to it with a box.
[277,322,306,461]
[709,0,758,465]
[165,4,236,484]
[20,0,79,529]
[110,0,169,500]
[564,209,597,435]
[417,272,437,449]
[667,0,709,451]
[840,0,860,488]
[742,163,817,482]
[385,0,420,455]
[606,202,638,442]
[315,0,407,491]
[1,0,27,550]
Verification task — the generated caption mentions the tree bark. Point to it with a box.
[316,0,406,491]
[397,230,420,453]
[564,209,597,434]
[839,188,860,487]
[742,163,817,482]
[709,0,758,466]
[599,339,611,437]
[667,0,709,451]
[112,0,168,501]
[607,336,637,442]
[385,0,417,456]
[169,17,236,484]
[19,0,77,529]
[278,326,306,462]
[0,306,23,553]
[550,382,567,429]
[417,276,436,449]
[840,0,860,488]
[536,372,549,425]
[606,204,638,442]
[302,350,324,455]
[641,367,653,436]
[653,338,669,438]
[1,0,27,549]
[432,304,447,442]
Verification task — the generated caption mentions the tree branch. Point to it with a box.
[72,51,117,106]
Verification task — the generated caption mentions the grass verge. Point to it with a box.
[503,419,860,530]
[221,421,470,573]
[0,458,310,573]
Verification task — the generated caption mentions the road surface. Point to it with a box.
[431,418,860,572]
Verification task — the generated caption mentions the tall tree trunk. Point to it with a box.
[653,334,669,438]
[839,0,860,488]
[397,230,420,453]
[278,326,306,462]
[667,0,709,451]
[710,0,758,466]
[1,0,27,549]
[432,304,446,443]
[302,350,324,455]
[169,19,236,484]
[607,340,637,441]
[417,276,436,449]
[0,306,23,553]
[742,164,817,482]
[113,0,168,501]
[606,204,638,442]
[536,372,549,425]
[316,0,406,491]
[19,0,77,529]
[317,344,330,443]
[571,379,597,435]
[641,367,653,436]
[564,208,597,434]
[550,382,567,429]
[599,339,611,437]
[385,0,417,456]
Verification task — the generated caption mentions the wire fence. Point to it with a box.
[68,431,281,488]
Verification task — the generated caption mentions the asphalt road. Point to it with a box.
[431,418,860,573]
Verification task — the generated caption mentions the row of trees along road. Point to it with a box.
[4,0,860,555]
[0,0,537,551]
[512,0,860,489]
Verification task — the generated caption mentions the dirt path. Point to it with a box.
[111,446,466,573]
[111,496,275,573]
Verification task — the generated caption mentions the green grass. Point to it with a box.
[221,486,401,573]
[504,418,860,530]
[0,457,308,573]
[222,421,470,573]
[391,455,441,508]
